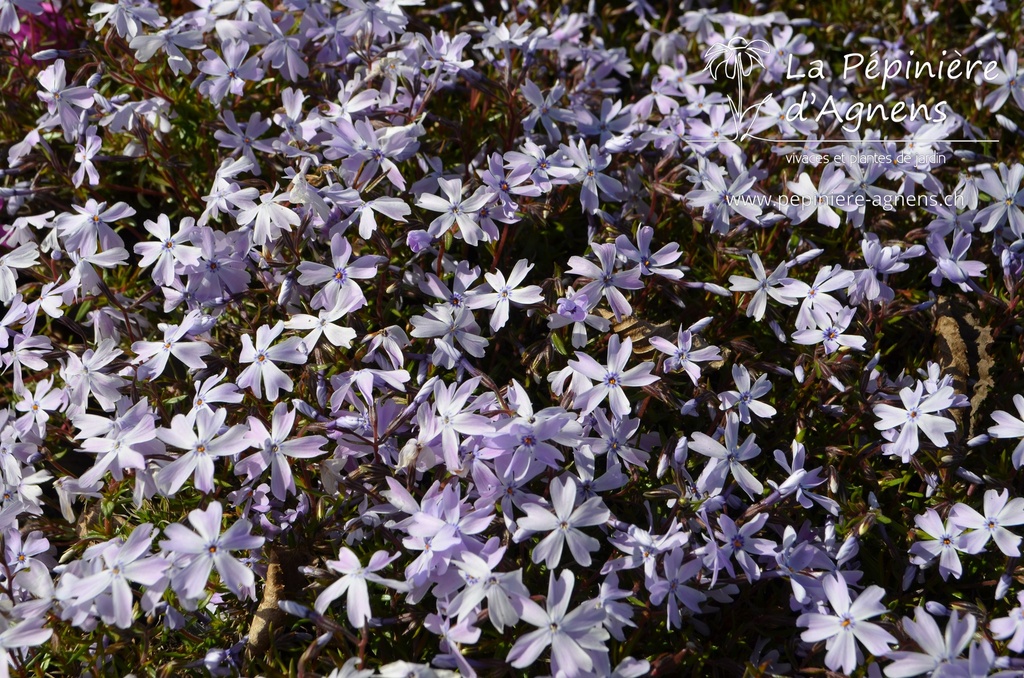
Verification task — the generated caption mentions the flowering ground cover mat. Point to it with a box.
[2,0,1024,675]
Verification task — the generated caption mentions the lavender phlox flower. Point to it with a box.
[521,79,570,142]
[567,242,643,321]
[424,612,481,677]
[701,512,774,583]
[325,118,418,191]
[506,570,610,677]
[129,26,204,76]
[927,229,987,292]
[691,412,763,499]
[4,528,49,574]
[990,591,1024,652]
[335,0,408,39]
[213,111,273,176]
[728,253,794,321]
[421,30,473,74]
[983,49,1024,113]
[76,399,162,487]
[974,163,1024,235]
[556,288,589,323]
[792,307,866,355]
[182,226,251,301]
[375,661,453,678]
[319,76,378,123]
[133,214,201,287]
[572,448,628,499]
[57,199,133,253]
[417,261,486,312]
[487,411,567,477]
[770,442,838,515]
[237,321,307,401]
[89,0,165,39]
[761,25,815,80]
[271,87,317,145]
[566,334,657,418]
[778,264,855,330]
[429,377,492,473]
[402,485,493,572]
[649,321,720,384]
[909,509,968,580]
[237,184,300,247]
[449,550,530,633]
[605,522,688,578]
[34,274,80,320]
[313,548,406,627]
[884,607,977,677]
[131,309,212,381]
[416,177,494,245]
[198,41,264,107]
[685,165,763,234]
[479,152,541,217]
[950,488,1024,557]
[475,259,544,332]
[504,139,576,192]
[564,139,623,214]
[198,157,259,226]
[13,377,62,438]
[235,402,327,500]
[479,17,539,50]
[934,200,973,240]
[36,59,95,142]
[988,394,1024,468]
[0,244,38,304]
[193,369,243,411]
[648,548,705,630]
[633,70,680,119]
[60,338,127,415]
[284,298,358,353]
[0,0,45,35]
[614,225,684,279]
[331,187,411,240]
[786,165,855,229]
[686,105,741,157]
[575,98,633,146]
[410,303,488,369]
[797,574,896,674]
[770,526,829,605]
[72,126,101,187]
[154,406,250,495]
[160,502,265,601]
[873,382,957,462]
[548,287,611,348]
[514,476,610,568]
[55,523,167,628]
[719,364,776,423]
[297,232,383,311]
[252,5,307,82]
[582,409,649,469]
[361,325,409,370]
[850,234,926,304]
